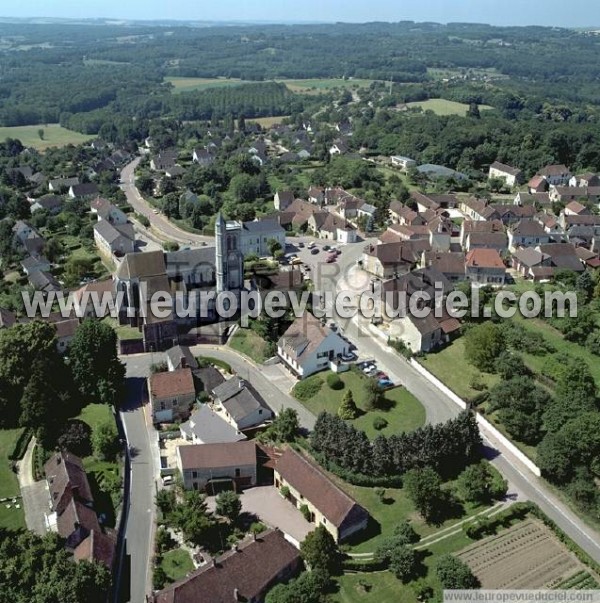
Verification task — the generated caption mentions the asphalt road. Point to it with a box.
[120,159,213,246]
[315,259,600,563]
[119,356,160,603]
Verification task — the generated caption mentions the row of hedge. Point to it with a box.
[9,428,33,461]
[464,502,531,540]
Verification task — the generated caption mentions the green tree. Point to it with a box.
[37,128,44,140]
[68,320,125,405]
[91,420,120,461]
[267,238,282,256]
[363,379,383,411]
[456,462,507,504]
[173,490,216,546]
[300,526,339,574]
[215,490,242,523]
[263,408,300,443]
[266,569,329,603]
[435,554,479,589]
[403,467,446,523]
[464,322,505,372]
[338,389,359,420]
[375,534,420,582]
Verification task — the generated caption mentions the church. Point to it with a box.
[114,213,247,352]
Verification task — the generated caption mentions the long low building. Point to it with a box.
[274,447,369,543]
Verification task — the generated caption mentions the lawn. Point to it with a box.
[295,370,426,438]
[406,99,493,116]
[420,339,500,402]
[229,328,273,363]
[0,429,26,530]
[161,548,194,582]
[340,479,488,554]
[332,571,417,603]
[0,124,94,150]
[101,317,143,341]
[246,115,290,128]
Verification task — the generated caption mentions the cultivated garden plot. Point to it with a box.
[458,519,594,589]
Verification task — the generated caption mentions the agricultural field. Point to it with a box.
[406,98,493,116]
[164,76,376,95]
[228,328,273,363]
[245,115,290,128]
[332,571,417,603]
[0,124,94,150]
[458,519,589,589]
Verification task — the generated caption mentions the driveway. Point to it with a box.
[17,437,48,536]
[208,486,312,546]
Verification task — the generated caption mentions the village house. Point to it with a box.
[68,182,99,200]
[73,279,115,319]
[537,164,572,186]
[54,318,80,353]
[90,198,129,225]
[564,201,590,216]
[570,172,600,188]
[148,368,196,423]
[277,312,350,379]
[512,243,584,280]
[44,452,115,569]
[211,376,273,431]
[465,249,506,286]
[490,204,536,226]
[307,211,357,243]
[508,220,552,251]
[176,441,257,492]
[460,197,498,222]
[240,218,286,257]
[93,219,135,258]
[549,185,600,205]
[421,250,467,283]
[191,148,216,166]
[535,212,563,235]
[30,195,63,215]
[165,345,198,372]
[21,253,51,276]
[0,307,17,329]
[180,404,247,446]
[48,176,79,192]
[488,161,524,187]
[395,312,458,354]
[275,448,369,543]
[150,529,301,603]
[361,240,428,279]
[274,190,294,211]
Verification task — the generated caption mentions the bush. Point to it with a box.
[9,428,33,461]
[464,502,530,539]
[136,213,150,228]
[56,420,92,457]
[299,504,312,522]
[197,356,232,373]
[293,377,323,401]
[327,373,344,390]
[389,338,413,359]
[162,241,180,252]
[280,486,290,498]
[373,416,388,431]
[341,557,387,572]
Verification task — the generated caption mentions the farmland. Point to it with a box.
[406,98,493,116]
[0,124,94,150]
[165,76,376,95]
[458,519,591,589]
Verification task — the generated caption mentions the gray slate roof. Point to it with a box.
[180,405,247,445]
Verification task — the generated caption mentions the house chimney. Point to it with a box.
[233,588,241,601]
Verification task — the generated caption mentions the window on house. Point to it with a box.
[192,471,198,479]
[235,468,241,477]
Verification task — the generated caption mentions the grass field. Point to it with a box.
[332,571,417,603]
[0,429,26,530]
[246,115,290,128]
[161,549,194,582]
[420,339,500,401]
[406,99,493,116]
[295,370,426,439]
[0,124,94,150]
[229,328,273,363]
[102,316,143,341]
[165,76,376,95]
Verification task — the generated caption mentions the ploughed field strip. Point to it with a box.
[458,519,584,589]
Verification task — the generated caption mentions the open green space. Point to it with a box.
[160,548,194,582]
[0,428,26,530]
[0,124,94,150]
[229,328,273,364]
[420,339,500,402]
[101,316,143,341]
[332,571,417,603]
[406,98,493,116]
[164,76,376,95]
[340,479,488,554]
[295,370,426,438]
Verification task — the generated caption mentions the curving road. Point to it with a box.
[120,159,213,246]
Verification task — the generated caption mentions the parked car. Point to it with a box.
[326,255,336,263]
[341,353,355,362]
[291,258,303,266]
[307,242,315,249]
[376,371,389,380]
[311,247,319,255]
[323,244,331,251]
[378,379,394,388]
[298,242,305,248]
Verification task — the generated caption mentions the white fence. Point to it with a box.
[409,358,542,477]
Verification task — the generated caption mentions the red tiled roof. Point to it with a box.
[177,441,256,471]
[152,530,300,603]
[466,249,505,269]
[149,368,195,399]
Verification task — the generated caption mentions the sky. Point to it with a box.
[2,0,600,28]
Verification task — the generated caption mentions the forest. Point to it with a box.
[2,20,600,129]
